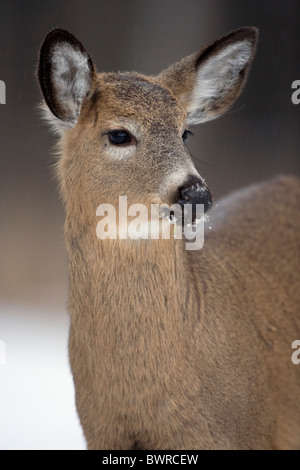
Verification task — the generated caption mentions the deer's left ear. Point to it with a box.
[157,27,258,125]
[38,28,96,132]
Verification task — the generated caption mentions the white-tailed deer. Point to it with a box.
[38,27,300,449]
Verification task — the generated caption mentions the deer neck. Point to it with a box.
[65,214,201,355]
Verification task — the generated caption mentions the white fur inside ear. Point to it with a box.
[51,42,92,127]
[186,41,252,124]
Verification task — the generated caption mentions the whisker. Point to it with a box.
[227,103,245,115]
[190,153,212,168]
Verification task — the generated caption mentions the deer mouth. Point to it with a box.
[160,204,208,229]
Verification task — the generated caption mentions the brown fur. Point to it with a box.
[38,27,300,449]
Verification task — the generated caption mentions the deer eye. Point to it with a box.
[108,130,132,145]
[182,130,193,143]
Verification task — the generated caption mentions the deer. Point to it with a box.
[38,26,300,450]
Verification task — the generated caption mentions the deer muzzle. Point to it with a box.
[176,177,213,222]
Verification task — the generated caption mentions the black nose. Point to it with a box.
[177,177,213,216]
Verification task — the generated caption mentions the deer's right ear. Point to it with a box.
[38,28,96,132]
